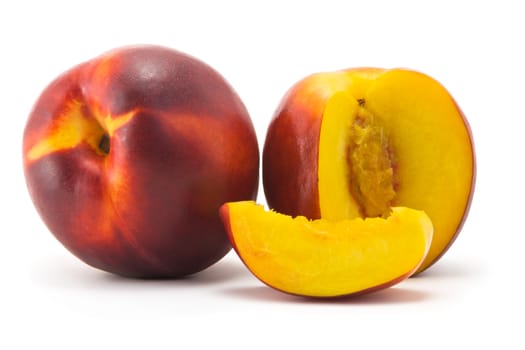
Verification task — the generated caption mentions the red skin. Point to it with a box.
[263,76,340,219]
[23,45,259,278]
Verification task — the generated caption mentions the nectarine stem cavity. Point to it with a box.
[348,102,396,218]
[25,100,110,162]
[98,133,110,155]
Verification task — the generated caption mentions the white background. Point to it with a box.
[1,0,523,348]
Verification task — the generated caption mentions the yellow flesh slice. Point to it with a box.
[225,201,433,297]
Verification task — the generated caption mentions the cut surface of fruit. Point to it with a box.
[220,201,433,298]
[319,90,397,220]
[318,69,475,271]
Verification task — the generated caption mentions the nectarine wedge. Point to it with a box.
[220,201,433,298]
[263,68,475,273]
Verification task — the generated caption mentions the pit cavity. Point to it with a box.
[348,100,396,217]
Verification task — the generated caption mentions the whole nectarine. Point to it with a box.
[23,45,259,278]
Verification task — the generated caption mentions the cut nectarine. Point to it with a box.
[220,201,433,298]
[263,68,475,273]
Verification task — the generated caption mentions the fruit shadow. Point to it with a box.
[101,258,250,287]
[104,261,245,285]
[220,258,484,304]
[32,254,250,289]
[412,259,484,280]
[220,285,430,304]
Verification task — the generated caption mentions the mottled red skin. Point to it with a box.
[263,78,330,219]
[219,203,418,299]
[23,45,259,278]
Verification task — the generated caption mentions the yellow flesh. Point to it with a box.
[318,69,473,272]
[318,92,362,220]
[226,201,433,297]
[367,70,473,271]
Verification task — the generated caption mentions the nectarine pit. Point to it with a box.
[348,100,396,218]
